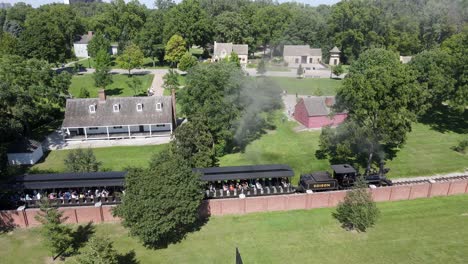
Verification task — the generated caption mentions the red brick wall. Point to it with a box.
[293,99,309,126]
[2,180,468,227]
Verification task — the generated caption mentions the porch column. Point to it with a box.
[106,126,110,140]
[128,125,131,138]
[84,127,88,140]
[149,124,152,137]
[170,123,173,134]
[66,128,70,135]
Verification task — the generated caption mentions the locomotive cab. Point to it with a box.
[298,171,338,192]
[331,164,357,188]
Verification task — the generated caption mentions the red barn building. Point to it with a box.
[293,97,347,128]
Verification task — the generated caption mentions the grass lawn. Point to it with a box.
[220,113,467,181]
[32,145,167,173]
[1,195,468,263]
[69,74,154,98]
[267,76,341,96]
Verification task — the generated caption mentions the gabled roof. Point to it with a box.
[214,42,249,56]
[283,45,322,57]
[74,33,94,44]
[62,96,173,127]
[232,44,248,55]
[330,46,340,53]
[7,139,42,154]
[299,97,336,116]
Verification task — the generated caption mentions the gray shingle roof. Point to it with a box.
[283,45,322,57]
[214,42,248,56]
[301,97,336,116]
[232,44,248,55]
[214,42,233,56]
[62,96,173,127]
[330,46,340,53]
[7,139,42,154]
[74,33,94,44]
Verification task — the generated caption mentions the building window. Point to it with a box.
[309,58,313,63]
[136,103,143,112]
[89,127,99,130]
[89,105,96,113]
[295,58,299,64]
[113,104,120,112]
[156,103,162,111]
[156,124,165,127]
[113,126,123,129]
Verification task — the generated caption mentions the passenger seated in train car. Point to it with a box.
[255,181,262,189]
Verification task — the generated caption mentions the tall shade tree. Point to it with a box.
[163,0,212,48]
[164,34,187,66]
[137,10,165,67]
[87,33,111,59]
[318,48,428,170]
[116,43,144,75]
[213,11,249,44]
[162,69,180,90]
[93,49,113,89]
[0,32,19,56]
[440,31,468,112]
[114,149,204,248]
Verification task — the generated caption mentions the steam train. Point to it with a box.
[2,163,392,209]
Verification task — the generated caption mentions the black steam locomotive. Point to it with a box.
[297,163,393,192]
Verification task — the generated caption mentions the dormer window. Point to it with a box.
[156,103,162,111]
[136,103,143,112]
[113,104,120,112]
[89,104,96,113]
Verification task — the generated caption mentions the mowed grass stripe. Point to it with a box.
[1,195,467,263]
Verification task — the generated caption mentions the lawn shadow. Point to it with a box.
[71,222,95,253]
[117,250,139,264]
[419,105,468,134]
[105,88,124,96]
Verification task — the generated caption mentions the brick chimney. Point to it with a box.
[171,88,177,128]
[98,89,106,102]
[325,97,334,107]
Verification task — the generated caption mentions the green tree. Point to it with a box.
[170,116,216,168]
[87,33,111,59]
[333,176,380,232]
[116,43,144,75]
[213,11,249,44]
[114,149,204,248]
[318,48,427,169]
[126,77,143,96]
[163,0,212,48]
[162,69,180,90]
[75,235,119,264]
[229,51,241,68]
[0,32,19,56]
[137,11,165,67]
[64,148,101,172]
[35,199,73,260]
[178,51,198,71]
[256,59,266,75]
[164,34,187,66]
[93,49,113,89]
[331,64,344,77]
[297,64,304,78]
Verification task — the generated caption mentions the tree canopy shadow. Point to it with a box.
[117,250,139,264]
[105,88,124,96]
[70,222,95,253]
[419,105,468,134]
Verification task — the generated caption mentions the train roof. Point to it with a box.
[331,164,356,174]
[11,171,127,189]
[301,171,334,184]
[193,164,294,181]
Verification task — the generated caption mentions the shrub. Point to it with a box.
[452,139,468,154]
[78,87,90,98]
[333,176,379,232]
[64,148,101,172]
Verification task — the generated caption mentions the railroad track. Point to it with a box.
[392,175,468,186]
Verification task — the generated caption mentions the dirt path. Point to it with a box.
[149,73,164,96]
